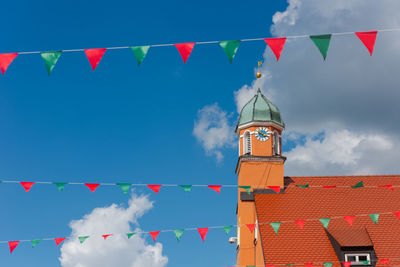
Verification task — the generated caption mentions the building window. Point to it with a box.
[344,253,370,265]
[243,131,251,155]
[273,131,280,155]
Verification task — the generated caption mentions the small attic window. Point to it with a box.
[344,253,370,265]
[244,131,251,155]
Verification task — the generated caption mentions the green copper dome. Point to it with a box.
[237,89,284,127]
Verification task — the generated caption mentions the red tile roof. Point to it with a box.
[254,175,400,266]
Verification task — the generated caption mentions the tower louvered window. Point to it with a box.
[273,131,280,155]
[244,131,251,155]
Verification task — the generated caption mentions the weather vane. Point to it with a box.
[256,60,262,89]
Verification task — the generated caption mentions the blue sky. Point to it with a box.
[0,0,289,266]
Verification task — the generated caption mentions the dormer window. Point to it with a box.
[344,253,370,265]
[244,131,251,155]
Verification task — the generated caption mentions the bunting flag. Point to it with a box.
[379,184,394,191]
[246,224,256,233]
[147,184,162,193]
[85,183,100,192]
[117,183,131,194]
[8,241,19,254]
[31,239,41,248]
[239,186,251,194]
[179,185,192,192]
[324,263,332,267]
[343,215,355,226]
[343,261,351,267]
[40,51,62,75]
[130,46,150,66]
[369,213,379,224]
[268,186,281,193]
[219,40,240,63]
[380,259,389,265]
[305,263,313,267]
[270,222,281,234]
[54,182,67,192]
[55,238,66,246]
[362,261,370,265]
[126,233,136,239]
[208,185,221,193]
[355,31,378,56]
[296,183,309,188]
[149,231,161,242]
[295,220,305,229]
[322,185,336,189]
[173,229,184,242]
[20,182,35,192]
[197,228,209,242]
[84,48,106,71]
[310,34,332,60]
[0,53,18,75]
[79,236,89,244]
[319,218,331,230]
[223,225,233,235]
[351,181,364,189]
[264,37,286,61]
[102,234,112,240]
[174,43,195,63]
[394,211,400,220]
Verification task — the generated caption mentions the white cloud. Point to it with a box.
[59,193,168,267]
[234,0,400,175]
[193,103,236,161]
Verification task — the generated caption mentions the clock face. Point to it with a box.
[255,127,271,141]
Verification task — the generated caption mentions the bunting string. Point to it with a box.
[1,27,400,74]
[0,178,399,193]
[3,209,400,253]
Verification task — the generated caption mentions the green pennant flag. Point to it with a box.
[78,236,90,244]
[324,263,332,267]
[351,181,364,189]
[31,239,41,248]
[319,218,331,229]
[362,261,370,265]
[239,186,251,194]
[223,225,233,235]
[270,222,281,234]
[310,34,331,60]
[54,182,67,192]
[179,185,192,192]
[219,40,241,63]
[116,183,131,194]
[40,51,62,75]
[173,229,184,242]
[296,183,309,188]
[131,46,150,66]
[126,232,136,239]
[286,265,294,266]
[369,213,379,224]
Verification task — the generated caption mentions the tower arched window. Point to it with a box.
[273,131,280,155]
[243,131,251,155]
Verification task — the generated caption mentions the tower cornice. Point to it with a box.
[235,155,286,174]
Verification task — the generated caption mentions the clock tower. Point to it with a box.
[235,88,286,266]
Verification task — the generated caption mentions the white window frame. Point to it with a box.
[243,131,251,155]
[344,253,371,265]
[273,131,280,155]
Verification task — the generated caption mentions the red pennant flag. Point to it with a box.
[85,183,100,192]
[208,185,221,193]
[344,215,356,226]
[379,184,394,191]
[322,185,336,189]
[380,259,389,265]
[246,224,256,233]
[102,234,112,240]
[20,182,35,192]
[264,37,286,61]
[295,220,305,229]
[305,263,313,267]
[197,227,209,242]
[149,231,161,242]
[84,48,106,71]
[147,184,162,193]
[343,261,351,267]
[55,237,66,246]
[266,265,275,267]
[8,241,19,254]
[355,31,377,56]
[268,186,280,193]
[174,43,195,63]
[394,211,400,220]
[0,53,18,75]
